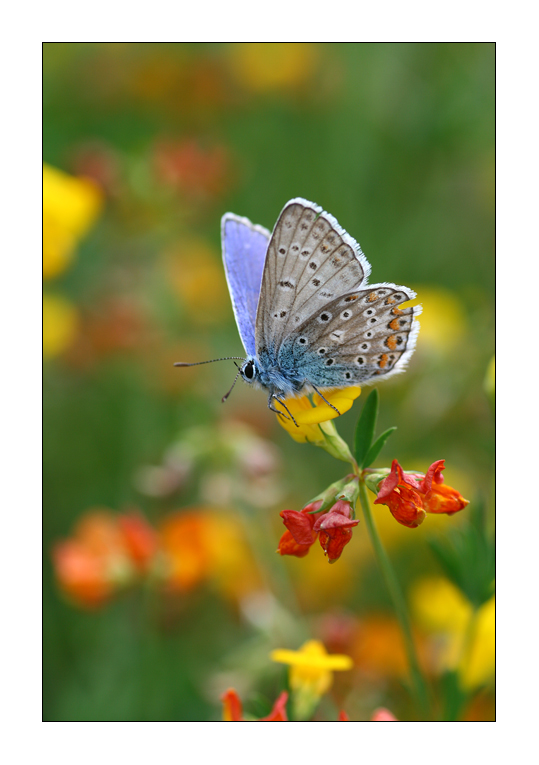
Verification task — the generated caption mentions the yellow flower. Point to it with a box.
[459,597,495,691]
[164,239,227,325]
[43,163,103,279]
[228,43,318,93]
[271,639,353,698]
[411,577,495,690]
[43,293,79,358]
[411,286,467,356]
[275,387,361,444]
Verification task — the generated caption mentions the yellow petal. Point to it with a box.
[43,294,79,358]
[43,163,103,279]
[270,640,353,671]
[275,387,361,442]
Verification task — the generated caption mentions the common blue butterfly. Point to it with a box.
[176,198,421,424]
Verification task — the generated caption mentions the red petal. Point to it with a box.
[277,530,313,558]
[259,691,288,721]
[221,688,243,721]
[280,509,317,546]
[418,459,445,493]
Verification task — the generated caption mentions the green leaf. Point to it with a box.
[428,498,495,609]
[354,389,379,468]
[363,427,397,468]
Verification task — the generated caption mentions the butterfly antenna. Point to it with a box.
[174,357,245,367]
[221,367,243,403]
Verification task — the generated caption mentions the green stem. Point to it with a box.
[358,478,430,718]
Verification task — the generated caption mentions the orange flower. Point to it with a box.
[373,459,469,528]
[52,509,158,608]
[52,540,112,608]
[159,509,262,599]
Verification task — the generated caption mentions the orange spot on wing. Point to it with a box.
[392,307,404,316]
[385,336,397,350]
[379,354,389,368]
[368,292,378,302]
[385,297,396,305]
[389,318,400,331]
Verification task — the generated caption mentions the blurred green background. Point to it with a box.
[43,43,494,721]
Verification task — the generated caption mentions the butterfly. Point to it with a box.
[176,198,421,425]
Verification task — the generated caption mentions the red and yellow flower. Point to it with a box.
[372,459,469,528]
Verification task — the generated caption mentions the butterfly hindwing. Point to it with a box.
[279,285,421,388]
[255,199,371,355]
[222,213,270,357]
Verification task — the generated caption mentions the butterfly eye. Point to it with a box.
[243,361,255,380]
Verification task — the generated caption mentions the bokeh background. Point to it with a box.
[43,43,494,721]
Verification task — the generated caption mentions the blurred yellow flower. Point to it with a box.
[43,293,79,358]
[484,355,495,406]
[412,286,467,355]
[43,163,103,279]
[460,597,495,691]
[271,639,353,697]
[275,387,361,444]
[411,577,472,635]
[411,577,495,689]
[165,239,227,325]
[228,43,318,93]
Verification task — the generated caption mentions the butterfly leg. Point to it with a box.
[311,384,341,416]
[268,393,299,427]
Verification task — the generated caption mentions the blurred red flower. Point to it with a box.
[221,688,288,721]
[371,707,398,721]
[154,139,230,199]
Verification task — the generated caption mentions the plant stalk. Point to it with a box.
[358,478,430,718]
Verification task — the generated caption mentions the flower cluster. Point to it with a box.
[277,477,360,563]
[369,459,469,528]
[52,506,262,609]
[52,510,158,608]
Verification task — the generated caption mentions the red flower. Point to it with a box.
[259,692,289,721]
[118,511,159,572]
[221,688,288,721]
[338,710,350,721]
[313,500,360,563]
[221,688,243,721]
[374,460,469,529]
[278,499,359,562]
[277,501,321,558]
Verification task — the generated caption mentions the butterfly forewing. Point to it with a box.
[255,199,369,354]
[222,214,270,357]
[285,285,421,388]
